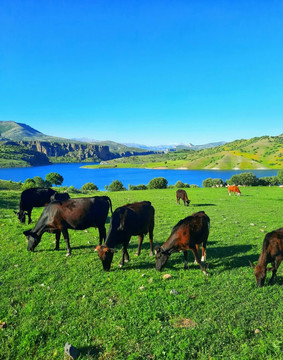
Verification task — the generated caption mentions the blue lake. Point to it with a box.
[0,163,278,190]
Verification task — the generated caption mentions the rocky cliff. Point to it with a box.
[18,141,113,161]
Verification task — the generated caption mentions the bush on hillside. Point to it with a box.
[45,172,64,186]
[129,184,147,190]
[277,169,283,184]
[202,178,213,187]
[175,180,190,188]
[81,182,98,191]
[22,178,36,191]
[108,180,126,192]
[258,176,279,186]
[148,177,168,189]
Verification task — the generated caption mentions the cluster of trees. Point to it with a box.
[22,172,64,190]
[202,170,283,188]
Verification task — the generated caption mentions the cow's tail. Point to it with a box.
[107,197,113,214]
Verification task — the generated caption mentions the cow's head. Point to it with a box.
[155,246,170,271]
[14,210,26,224]
[186,200,191,206]
[23,230,41,252]
[95,245,117,271]
[249,261,267,287]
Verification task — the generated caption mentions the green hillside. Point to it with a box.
[85,135,283,170]
[0,141,51,167]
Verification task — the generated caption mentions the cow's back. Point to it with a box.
[20,188,56,209]
[45,196,110,230]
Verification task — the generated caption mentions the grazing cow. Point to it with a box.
[155,211,210,275]
[23,196,112,256]
[176,189,190,206]
[96,201,155,271]
[14,187,57,224]
[250,228,283,287]
[228,185,241,196]
[50,192,70,202]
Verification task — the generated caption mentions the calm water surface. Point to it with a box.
[0,163,278,190]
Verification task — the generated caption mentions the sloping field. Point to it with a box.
[0,187,282,359]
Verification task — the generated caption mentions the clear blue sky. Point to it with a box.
[1,0,282,145]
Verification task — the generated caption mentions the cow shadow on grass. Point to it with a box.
[78,345,102,357]
[191,204,216,207]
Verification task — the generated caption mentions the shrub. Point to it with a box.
[108,180,126,192]
[212,178,225,187]
[190,184,199,188]
[258,176,279,186]
[202,178,213,187]
[175,180,190,188]
[68,185,81,193]
[238,172,258,186]
[81,182,98,191]
[227,174,240,185]
[129,184,147,191]
[148,177,168,189]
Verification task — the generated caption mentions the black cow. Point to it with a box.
[23,196,112,256]
[15,187,57,224]
[96,201,155,271]
[176,189,190,206]
[50,192,70,202]
[155,211,210,275]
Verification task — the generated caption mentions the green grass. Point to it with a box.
[0,187,282,359]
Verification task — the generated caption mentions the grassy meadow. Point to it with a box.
[0,186,282,359]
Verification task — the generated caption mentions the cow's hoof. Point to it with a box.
[149,252,153,256]
[66,253,71,257]
[203,270,208,276]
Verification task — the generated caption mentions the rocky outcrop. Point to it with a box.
[18,141,113,161]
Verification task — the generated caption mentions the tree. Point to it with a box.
[212,178,225,187]
[238,172,258,186]
[227,174,241,186]
[175,180,190,188]
[108,180,126,192]
[33,176,50,188]
[202,178,213,187]
[148,177,168,189]
[45,172,64,186]
[81,182,98,191]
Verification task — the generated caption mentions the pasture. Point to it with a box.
[0,186,282,359]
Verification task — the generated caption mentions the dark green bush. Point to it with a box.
[148,177,168,189]
[81,182,98,191]
[175,180,190,188]
[108,180,126,192]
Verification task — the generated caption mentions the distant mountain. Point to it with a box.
[123,141,226,151]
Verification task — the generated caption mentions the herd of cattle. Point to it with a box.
[15,187,283,287]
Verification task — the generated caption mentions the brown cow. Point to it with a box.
[250,228,283,286]
[23,196,112,256]
[176,189,190,206]
[155,211,210,275]
[228,185,241,196]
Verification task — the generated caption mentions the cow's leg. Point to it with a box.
[184,251,189,270]
[54,231,61,250]
[119,244,130,267]
[201,242,207,264]
[27,210,32,224]
[194,244,200,264]
[269,258,282,285]
[190,246,208,275]
[98,225,106,245]
[136,235,144,256]
[62,229,71,256]
[148,227,154,256]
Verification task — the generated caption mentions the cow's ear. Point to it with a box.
[249,260,256,269]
